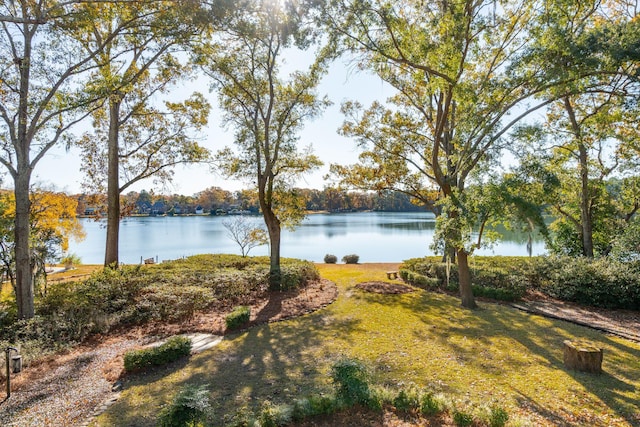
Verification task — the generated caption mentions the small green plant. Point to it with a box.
[489,405,509,427]
[60,253,81,269]
[331,358,371,406]
[225,306,250,330]
[393,389,420,413]
[157,384,212,427]
[341,254,360,264]
[123,336,191,372]
[453,409,474,427]
[420,392,444,416]
[324,254,338,264]
[292,395,340,420]
[258,401,292,427]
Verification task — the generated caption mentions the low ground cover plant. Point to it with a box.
[123,336,192,372]
[157,384,213,426]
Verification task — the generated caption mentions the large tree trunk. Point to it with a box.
[104,98,121,267]
[15,28,34,319]
[258,176,282,289]
[564,97,594,257]
[578,142,594,257]
[263,207,282,290]
[14,172,34,319]
[457,249,477,309]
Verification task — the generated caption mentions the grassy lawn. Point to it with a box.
[1,264,101,302]
[94,263,640,426]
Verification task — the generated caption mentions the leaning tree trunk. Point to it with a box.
[14,171,34,319]
[457,249,477,309]
[104,97,122,267]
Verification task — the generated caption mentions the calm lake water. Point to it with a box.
[68,212,546,264]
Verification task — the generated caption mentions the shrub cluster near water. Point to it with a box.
[0,254,319,367]
[400,256,640,308]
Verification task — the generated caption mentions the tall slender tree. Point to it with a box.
[66,1,212,267]
[200,0,329,288]
[0,1,132,318]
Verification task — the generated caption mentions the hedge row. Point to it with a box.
[400,256,640,309]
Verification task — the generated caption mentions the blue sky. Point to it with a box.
[31,52,394,196]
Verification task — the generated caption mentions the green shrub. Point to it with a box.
[123,336,191,372]
[324,254,338,264]
[540,257,640,309]
[158,384,211,427]
[331,358,371,406]
[453,409,474,427]
[279,261,320,291]
[341,254,360,264]
[393,389,420,413]
[420,392,444,416]
[307,397,332,416]
[226,306,251,330]
[128,285,215,324]
[489,406,509,427]
[401,257,529,302]
[403,271,441,290]
[258,401,292,427]
[472,284,522,302]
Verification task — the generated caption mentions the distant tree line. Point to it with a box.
[74,187,429,217]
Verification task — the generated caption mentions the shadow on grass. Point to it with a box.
[396,289,640,426]
[97,302,364,426]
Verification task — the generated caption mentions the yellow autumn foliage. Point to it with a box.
[1,190,85,252]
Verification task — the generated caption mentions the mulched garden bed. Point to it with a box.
[355,281,415,294]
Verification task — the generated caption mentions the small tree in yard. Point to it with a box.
[222,216,268,257]
[0,190,85,297]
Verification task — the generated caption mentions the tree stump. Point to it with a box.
[563,340,603,373]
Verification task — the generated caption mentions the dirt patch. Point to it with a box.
[356,281,415,295]
[512,290,640,342]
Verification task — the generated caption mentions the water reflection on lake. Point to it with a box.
[69,212,546,264]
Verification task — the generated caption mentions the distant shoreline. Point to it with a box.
[76,209,435,219]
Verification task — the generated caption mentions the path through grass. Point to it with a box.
[94,263,640,426]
